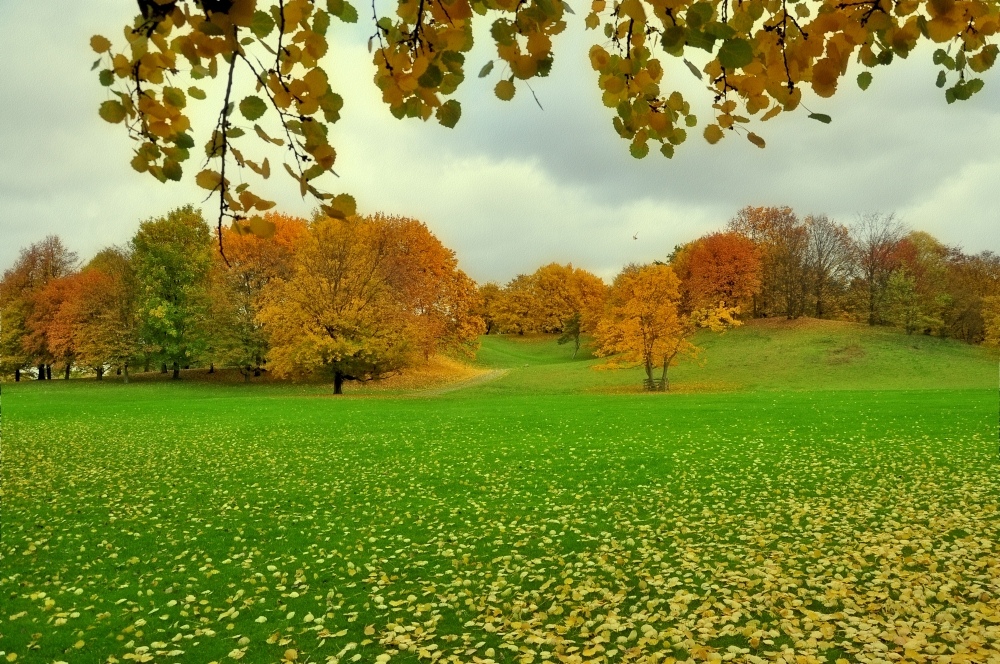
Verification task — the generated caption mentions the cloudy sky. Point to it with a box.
[0,2,997,283]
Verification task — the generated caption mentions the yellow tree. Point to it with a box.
[530,263,606,334]
[595,263,736,390]
[983,296,1000,349]
[476,281,504,335]
[258,214,481,393]
[80,248,143,380]
[556,265,607,357]
[204,213,307,377]
[92,1,999,236]
[494,274,536,334]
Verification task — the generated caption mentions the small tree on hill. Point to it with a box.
[595,263,739,390]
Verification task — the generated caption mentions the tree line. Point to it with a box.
[2,205,998,391]
[482,207,1000,342]
[0,207,482,393]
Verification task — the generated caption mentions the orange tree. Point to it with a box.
[92,1,998,236]
[384,216,485,360]
[670,230,761,315]
[25,276,78,380]
[0,237,78,380]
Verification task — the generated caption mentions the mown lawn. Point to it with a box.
[2,326,999,664]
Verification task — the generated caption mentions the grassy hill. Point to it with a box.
[470,317,997,395]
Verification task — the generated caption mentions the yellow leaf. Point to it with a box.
[304,68,329,97]
[703,124,724,144]
[364,625,376,636]
[495,79,516,101]
[746,132,765,148]
[196,169,223,191]
[99,100,127,124]
[760,105,782,121]
[91,35,112,54]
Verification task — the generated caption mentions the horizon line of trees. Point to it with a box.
[481,207,1000,344]
[2,205,998,391]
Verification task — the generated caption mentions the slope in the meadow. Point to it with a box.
[470,318,996,395]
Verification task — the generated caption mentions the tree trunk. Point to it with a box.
[46,364,52,380]
[572,335,580,359]
[172,361,180,380]
[208,363,214,374]
[161,363,167,374]
[96,367,104,381]
[868,281,878,326]
[333,372,344,395]
[14,368,20,382]
[144,358,150,372]
[660,360,670,392]
[116,367,121,375]
[38,363,45,379]
[64,363,71,379]
[123,364,129,384]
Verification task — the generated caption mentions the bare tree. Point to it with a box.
[804,215,853,318]
[851,213,905,325]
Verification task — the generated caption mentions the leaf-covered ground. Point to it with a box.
[3,379,998,664]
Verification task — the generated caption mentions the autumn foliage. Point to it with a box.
[2,202,998,392]
[257,214,483,393]
[485,263,607,340]
[671,231,761,313]
[90,0,1000,236]
[594,263,741,390]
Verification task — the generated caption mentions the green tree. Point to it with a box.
[132,206,213,379]
[557,312,583,358]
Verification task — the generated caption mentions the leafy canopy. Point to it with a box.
[93,0,998,235]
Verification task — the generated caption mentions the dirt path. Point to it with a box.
[412,369,509,397]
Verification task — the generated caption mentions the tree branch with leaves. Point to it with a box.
[93,0,998,239]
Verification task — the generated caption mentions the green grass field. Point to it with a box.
[2,320,999,664]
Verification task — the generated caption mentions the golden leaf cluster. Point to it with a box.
[93,0,999,233]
